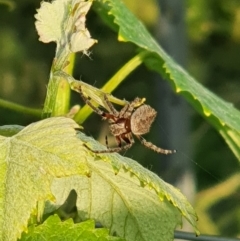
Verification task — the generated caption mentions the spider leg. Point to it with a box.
[105,135,120,149]
[120,97,144,119]
[79,87,119,122]
[79,86,104,116]
[119,102,132,118]
[83,143,132,153]
[84,134,133,154]
[135,135,176,155]
[105,135,109,148]
[121,133,134,145]
[103,94,119,116]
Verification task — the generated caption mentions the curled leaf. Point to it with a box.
[35,0,97,54]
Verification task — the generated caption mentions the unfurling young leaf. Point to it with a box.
[35,0,97,117]
[35,0,97,55]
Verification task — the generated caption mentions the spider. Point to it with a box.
[79,87,176,155]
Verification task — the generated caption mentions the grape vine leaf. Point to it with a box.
[94,0,240,161]
[20,215,124,241]
[0,117,89,241]
[0,117,198,241]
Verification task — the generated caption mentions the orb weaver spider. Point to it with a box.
[79,87,176,155]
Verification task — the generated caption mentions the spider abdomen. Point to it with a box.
[130,105,157,135]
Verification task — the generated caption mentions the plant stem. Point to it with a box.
[101,50,149,93]
[174,230,240,241]
[0,98,42,117]
[43,52,75,118]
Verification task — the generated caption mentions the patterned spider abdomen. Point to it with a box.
[130,105,157,135]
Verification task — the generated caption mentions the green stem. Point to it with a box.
[74,51,149,124]
[43,53,75,117]
[101,51,149,93]
[0,98,42,117]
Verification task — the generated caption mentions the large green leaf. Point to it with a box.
[0,117,198,241]
[0,118,89,241]
[20,216,124,241]
[94,0,240,161]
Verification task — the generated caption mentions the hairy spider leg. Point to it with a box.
[79,86,104,116]
[105,135,109,148]
[135,135,176,155]
[103,94,119,116]
[79,86,132,153]
[83,141,133,153]
[121,133,135,146]
[105,135,120,149]
[119,97,144,119]
[105,135,124,148]
[79,87,175,155]
[119,101,137,119]
[116,102,130,118]
[79,87,120,120]
[84,133,134,154]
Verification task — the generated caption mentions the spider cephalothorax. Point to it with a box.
[79,87,176,155]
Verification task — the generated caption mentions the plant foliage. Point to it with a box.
[0,0,239,241]
[1,117,197,241]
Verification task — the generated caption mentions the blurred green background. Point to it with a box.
[0,0,239,237]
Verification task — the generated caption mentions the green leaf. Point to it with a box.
[0,117,198,241]
[50,131,198,241]
[76,133,198,237]
[94,0,240,161]
[0,117,89,241]
[50,175,181,241]
[20,215,124,241]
